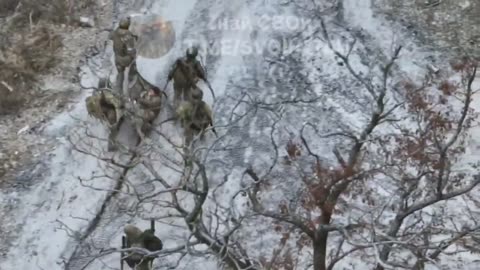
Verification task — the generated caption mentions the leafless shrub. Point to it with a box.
[0,26,62,115]
[0,0,19,18]
[15,26,63,73]
[10,0,70,27]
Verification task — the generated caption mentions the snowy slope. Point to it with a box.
[0,70,124,270]
[1,0,479,270]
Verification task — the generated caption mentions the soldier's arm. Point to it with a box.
[167,61,178,80]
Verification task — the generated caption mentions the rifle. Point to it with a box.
[208,113,218,137]
[161,79,170,99]
[159,116,177,126]
[121,236,126,270]
[175,59,216,100]
[204,79,216,101]
[211,125,218,137]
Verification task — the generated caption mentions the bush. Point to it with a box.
[0,86,25,115]
[10,0,70,27]
[0,26,62,116]
[16,26,63,73]
[0,0,19,18]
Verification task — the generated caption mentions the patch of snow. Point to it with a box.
[79,17,95,28]
[0,94,120,270]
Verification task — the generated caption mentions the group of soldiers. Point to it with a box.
[84,16,219,269]
[86,16,215,151]
[121,221,163,270]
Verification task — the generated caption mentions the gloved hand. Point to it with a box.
[127,48,137,56]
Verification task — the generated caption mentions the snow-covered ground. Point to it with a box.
[1,0,479,269]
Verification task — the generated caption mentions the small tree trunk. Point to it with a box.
[313,232,328,270]
[313,209,332,270]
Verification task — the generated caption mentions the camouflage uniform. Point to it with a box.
[167,46,206,107]
[109,17,137,93]
[134,87,162,141]
[127,62,159,103]
[176,89,213,146]
[85,78,124,151]
[123,225,163,270]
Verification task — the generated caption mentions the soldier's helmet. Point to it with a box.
[119,16,131,29]
[186,46,199,59]
[191,88,203,100]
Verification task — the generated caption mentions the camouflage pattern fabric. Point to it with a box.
[176,100,213,145]
[169,58,205,105]
[110,28,137,69]
[175,101,194,127]
[123,225,162,270]
[132,90,162,140]
[85,90,124,127]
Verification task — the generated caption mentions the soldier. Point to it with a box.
[123,224,163,270]
[167,46,207,107]
[85,78,124,151]
[134,86,162,141]
[109,16,137,94]
[176,88,215,147]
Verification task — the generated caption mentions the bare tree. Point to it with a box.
[65,83,264,270]
[243,14,480,270]
[64,3,480,270]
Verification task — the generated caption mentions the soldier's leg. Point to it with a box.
[108,127,118,151]
[127,62,137,82]
[115,64,126,94]
[142,118,155,137]
[135,118,146,142]
[184,127,194,147]
[107,115,125,151]
[199,128,206,141]
[183,87,191,103]
[173,83,181,108]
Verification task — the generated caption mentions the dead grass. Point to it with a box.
[0,0,19,18]
[10,0,69,27]
[15,27,63,73]
[374,0,480,57]
[0,0,98,116]
[5,0,97,28]
[0,85,26,115]
[0,26,62,115]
